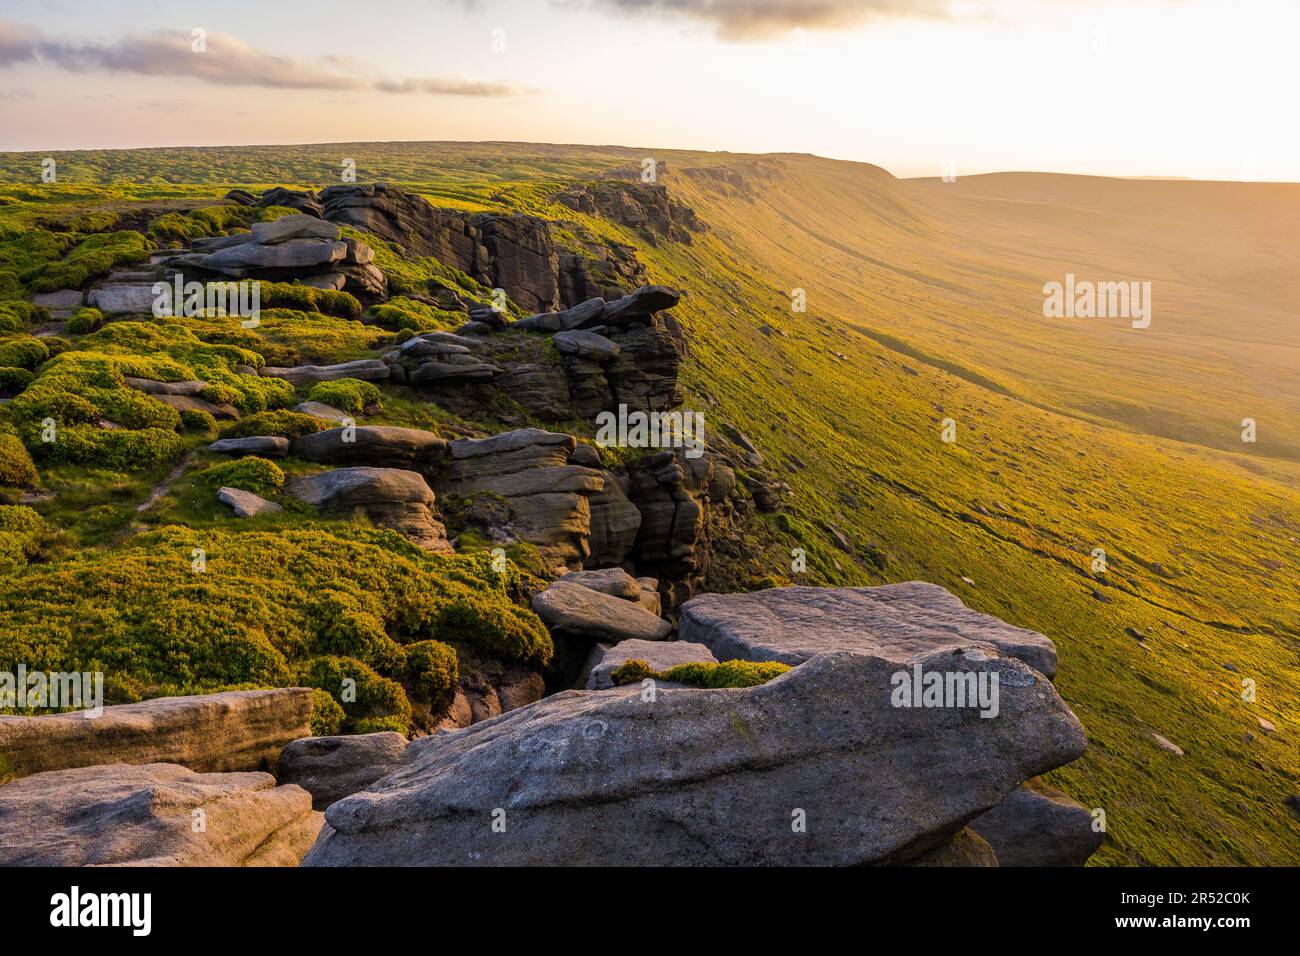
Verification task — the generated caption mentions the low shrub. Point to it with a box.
[611,659,792,689]
[0,336,48,369]
[0,433,39,488]
[0,367,33,394]
[220,409,330,440]
[65,307,104,335]
[0,301,45,332]
[404,640,459,711]
[24,231,150,293]
[307,378,381,415]
[179,408,217,434]
[201,456,284,494]
[309,687,345,737]
[0,505,44,574]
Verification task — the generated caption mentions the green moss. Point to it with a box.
[25,230,150,292]
[65,307,104,335]
[0,432,39,488]
[404,640,459,711]
[0,366,33,394]
[612,659,792,688]
[0,505,45,574]
[364,296,464,332]
[179,408,216,435]
[0,301,45,332]
[258,282,362,321]
[220,409,329,440]
[0,336,48,369]
[200,456,284,495]
[307,378,381,415]
[309,687,345,736]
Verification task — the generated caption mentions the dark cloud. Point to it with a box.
[0,20,529,96]
[575,0,955,40]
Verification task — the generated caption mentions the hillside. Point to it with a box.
[0,142,1296,865]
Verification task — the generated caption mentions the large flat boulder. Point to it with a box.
[969,779,1104,866]
[88,284,158,314]
[679,582,1058,678]
[303,648,1086,866]
[260,359,390,386]
[209,436,290,458]
[582,638,717,690]
[532,580,671,642]
[196,237,347,276]
[277,732,409,811]
[0,763,322,866]
[293,426,447,470]
[0,688,311,783]
[287,466,452,552]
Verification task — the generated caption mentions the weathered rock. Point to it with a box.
[969,779,1103,866]
[217,486,283,518]
[293,426,447,471]
[303,649,1087,866]
[288,467,451,552]
[31,289,84,311]
[154,393,240,420]
[196,237,348,276]
[261,359,389,386]
[250,214,341,244]
[0,688,311,782]
[560,566,641,600]
[558,182,699,242]
[409,360,502,385]
[295,401,351,422]
[902,828,1000,867]
[554,329,621,361]
[441,429,601,567]
[679,582,1059,678]
[258,186,325,218]
[584,470,642,568]
[596,284,681,328]
[277,732,409,811]
[88,284,158,314]
[531,580,671,642]
[124,377,208,397]
[209,436,290,458]
[636,577,662,616]
[0,763,321,866]
[582,638,717,690]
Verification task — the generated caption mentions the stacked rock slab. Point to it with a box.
[0,688,311,782]
[302,649,1087,866]
[0,764,322,866]
[440,428,604,569]
[287,466,452,553]
[678,581,1059,678]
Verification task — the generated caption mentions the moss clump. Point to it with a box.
[0,301,45,332]
[0,526,551,728]
[24,231,150,293]
[309,687,345,737]
[404,640,459,711]
[364,296,465,332]
[201,456,284,495]
[307,378,381,415]
[65,307,104,335]
[220,409,330,440]
[258,282,362,321]
[0,367,33,394]
[179,408,216,435]
[0,505,44,575]
[0,336,48,369]
[611,659,792,689]
[0,432,39,489]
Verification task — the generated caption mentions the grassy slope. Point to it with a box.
[1,143,1296,864]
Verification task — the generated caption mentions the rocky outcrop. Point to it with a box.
[969,779,1104,866]
[531,580,672,643]
[627,450,711,611]
[287,467,452,552]
[440,429,603,568]
[0,688,311,782]
[276,732,409,811]
[302,649,1086,866]
[584,469,642,567]
[0,764,321,866]
[581,637,717,690]
[679,582,1059,678]
[167,214,385,301]
[558,181,700,244]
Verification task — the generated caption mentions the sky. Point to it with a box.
[0,0,1296,181]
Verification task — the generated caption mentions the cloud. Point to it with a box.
[574,0,956,40]
[0,20,529,96]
